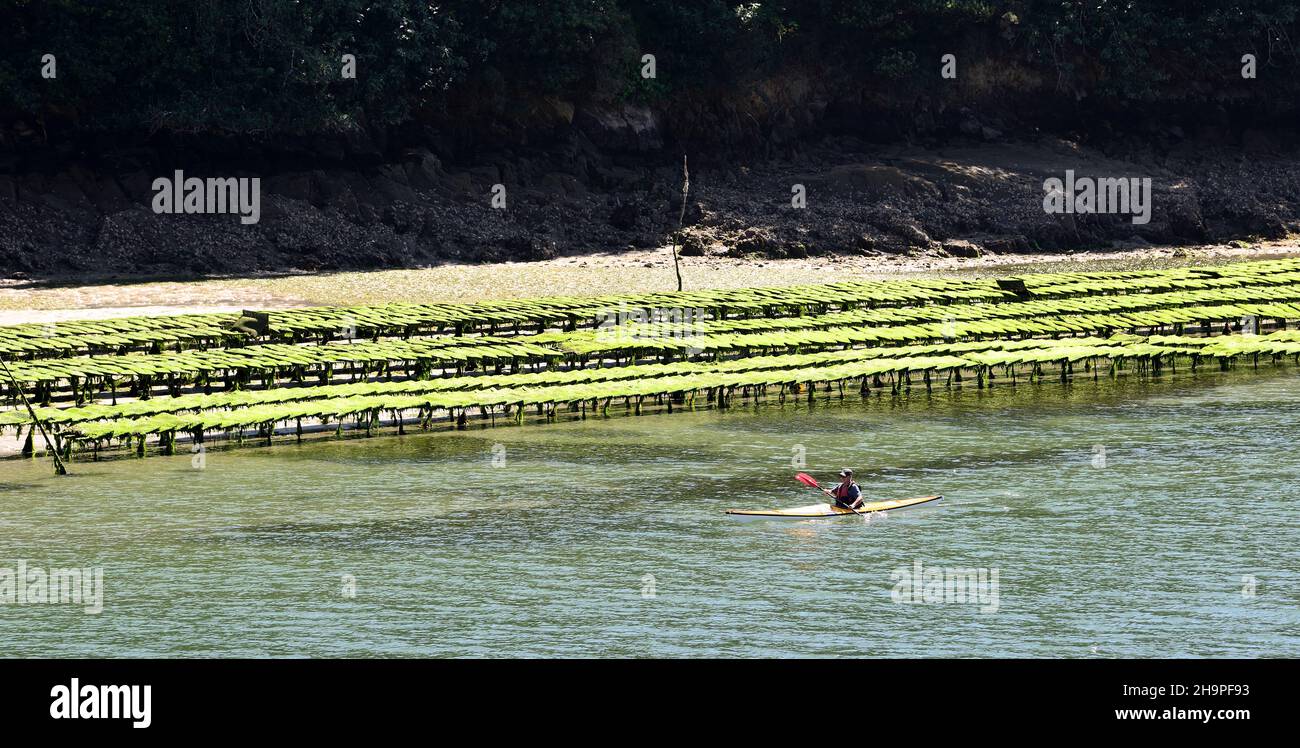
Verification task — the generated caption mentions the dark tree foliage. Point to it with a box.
[1,1,1297,138]
[456,1,630,96]
[1,0,464,133]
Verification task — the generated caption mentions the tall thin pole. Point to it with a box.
[670,154,689,292]
[0,356,66,475]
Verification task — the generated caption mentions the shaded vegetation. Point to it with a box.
[2,1,1298,142]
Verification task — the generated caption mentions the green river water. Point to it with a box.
[2,368,1298,657]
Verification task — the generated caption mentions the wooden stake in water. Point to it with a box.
[0,355,67,475]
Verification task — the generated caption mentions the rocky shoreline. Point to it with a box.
[2,114,1299,281]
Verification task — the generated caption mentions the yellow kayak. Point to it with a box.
[725,494,942,520]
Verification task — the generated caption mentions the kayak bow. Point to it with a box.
[725,494,942,520]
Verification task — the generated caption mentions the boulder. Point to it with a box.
[854,235,884,254]
[942,239,983,258]
[678,232,708,256]
[982,235,1034,254]
[732,228,777,255]
[575,105,663,152]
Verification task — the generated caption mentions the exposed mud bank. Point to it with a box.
[2,104,1299,281]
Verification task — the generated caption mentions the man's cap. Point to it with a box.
[839,468,854,477]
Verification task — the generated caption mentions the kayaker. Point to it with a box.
[829,469,863,510]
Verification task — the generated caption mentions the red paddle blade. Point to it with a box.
[794,472,822,489]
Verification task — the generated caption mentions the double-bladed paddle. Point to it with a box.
[794,472,865,517]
